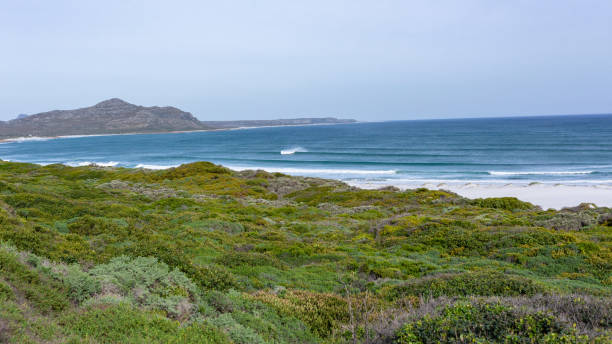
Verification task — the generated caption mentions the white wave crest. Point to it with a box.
[135,163,180,170]
[228,166,396,175]
[280,147,308,155]
[488,171,593,176]
[67,161,119,167]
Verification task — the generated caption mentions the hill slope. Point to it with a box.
[0,98,208,138]
[0,161,610,343]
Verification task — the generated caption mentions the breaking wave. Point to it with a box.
[135,163,180,170]
[67,161,119,167]
[280,147,308,155]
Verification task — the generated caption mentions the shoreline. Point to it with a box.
[0,121,360,143]
[348,180,612,210]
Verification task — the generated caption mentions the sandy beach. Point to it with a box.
[351,181,612,210]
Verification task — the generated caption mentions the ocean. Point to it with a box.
[2,114,612,208]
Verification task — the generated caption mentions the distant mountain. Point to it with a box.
[15,114,28,120]
[0,98,206,139]
[0,98,356,140]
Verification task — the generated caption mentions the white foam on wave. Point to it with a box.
[280,147,308,155]
[488,171,593,176]
[228,166,397,175]
[135,163,180,170]
[67,161,119,167]
[1,136,50,143]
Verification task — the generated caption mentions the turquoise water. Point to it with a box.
[1,114,611,186]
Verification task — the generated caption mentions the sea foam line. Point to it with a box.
[488,171,594,176]
[227,166,397,175]
[135,163,181,170]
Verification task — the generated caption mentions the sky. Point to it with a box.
[1,0,611,121]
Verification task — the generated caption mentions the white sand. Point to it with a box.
[349,181,612,210]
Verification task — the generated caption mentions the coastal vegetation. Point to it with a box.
[0,160,610,343]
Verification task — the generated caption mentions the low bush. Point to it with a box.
[472,197,535,211]
[0,247,69,313]
[215,251,286,269]
[386,271,546,299]
[63,302,230,344]
[187,264,238,291]
[87,256,200,319]
[250,289,348,337]
[67,215,124,236]
[207,313,266,344]
[0,280,13,301]
[535,211,600,231]
[395,301,582,344]
[157,162,232,180]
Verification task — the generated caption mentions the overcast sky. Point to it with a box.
[1,0,611,121]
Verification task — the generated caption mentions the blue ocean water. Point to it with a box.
[1,115,612,187]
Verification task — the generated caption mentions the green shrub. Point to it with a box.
[205,290,235,313]
[60,264,101,303]
[0,280,13,301]
[126,238,238,291]
[3,192,80,219]
[395,301,589,344]
[536,211,600,231]
[63,302,230,344]
[187,264,238,291]
[190,219,244,234]
[472,197,534,211]
[153,198,197,211]
[0,248,68,313]
[88,256,200,319]
[387,271,546,299]
[250,289,348,337]
[157,162,232,180]
[215,251,286,269]
[208,313,266,344]
[67,215,123,236]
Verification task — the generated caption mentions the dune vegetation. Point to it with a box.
[0,160,610,343]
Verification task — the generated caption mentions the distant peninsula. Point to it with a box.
[0,98,356,140]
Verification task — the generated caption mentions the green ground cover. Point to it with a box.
[0,161,610,343]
